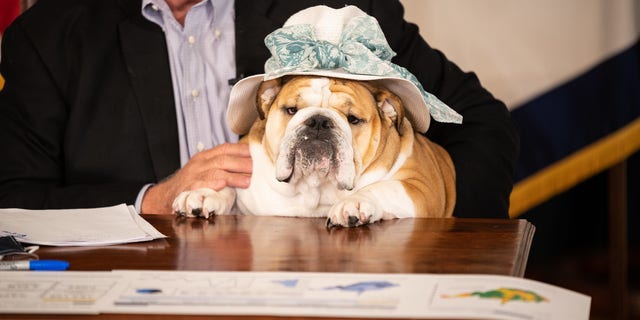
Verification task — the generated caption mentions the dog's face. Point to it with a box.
[251,76,406,191]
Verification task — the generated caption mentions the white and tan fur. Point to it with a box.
[173,76,456,227]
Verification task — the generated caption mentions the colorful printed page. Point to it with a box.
[0,270,590,319]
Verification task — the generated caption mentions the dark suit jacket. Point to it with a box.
[0,0,518,218]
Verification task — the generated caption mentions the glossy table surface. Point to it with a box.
[10,215,535,319]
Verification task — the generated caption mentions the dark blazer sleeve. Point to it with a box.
[370,1,519,218]
[236,0,519,218]
[0,0,180,209]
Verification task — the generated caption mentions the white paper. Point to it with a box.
[0,271,122,314]
[0,204,166,246]
[0,270,591,319]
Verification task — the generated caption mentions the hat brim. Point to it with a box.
[226,69,431,135]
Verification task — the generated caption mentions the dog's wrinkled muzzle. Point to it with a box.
[275,110,356,190]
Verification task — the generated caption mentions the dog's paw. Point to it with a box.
[172,188,236,219]
[326,196,383,228]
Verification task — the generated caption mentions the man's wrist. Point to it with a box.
[135,184,154,214]
[140,183,172,214]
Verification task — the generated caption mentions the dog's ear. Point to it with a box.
[373,87,406,136]
[255,78,283,120]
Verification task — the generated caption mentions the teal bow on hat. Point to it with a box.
[263,15,463,124]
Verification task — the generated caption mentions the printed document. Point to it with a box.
[0,270,591,319]
[0,204,166,246]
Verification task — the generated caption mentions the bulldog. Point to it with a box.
[172,76,456,227]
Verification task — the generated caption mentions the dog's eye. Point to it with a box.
[285,107,298,115]
[347,115,363,125]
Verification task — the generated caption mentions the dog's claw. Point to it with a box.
[347,216,359,227]
[191,208,203,217]
[326,216,363,228]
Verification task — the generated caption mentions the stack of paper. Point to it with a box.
[0,204,166,246]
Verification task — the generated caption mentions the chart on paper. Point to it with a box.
[111,271,400,310]
[0,272,122,314]
[102,271,590,319]
[0,270,591,319]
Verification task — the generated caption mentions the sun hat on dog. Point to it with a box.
[227,5,462,135]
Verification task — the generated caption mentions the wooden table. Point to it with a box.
[9,215,535,319]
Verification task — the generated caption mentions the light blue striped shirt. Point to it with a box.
[136,0,237,212]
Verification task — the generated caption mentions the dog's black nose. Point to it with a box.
[304,115,334,130]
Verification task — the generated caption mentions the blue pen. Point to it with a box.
[0,260,69,271]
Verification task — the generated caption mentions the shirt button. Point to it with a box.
[197,142,205,152]
[188,35,195,44]
[151,4,159,11]
[191,89,199,98]
[214,29,221,38]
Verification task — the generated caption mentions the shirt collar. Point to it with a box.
[141,0,213,28]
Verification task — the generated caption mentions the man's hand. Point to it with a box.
[141,143,252,214]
